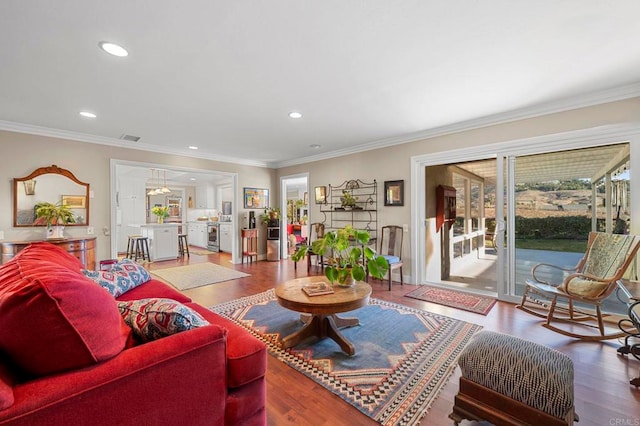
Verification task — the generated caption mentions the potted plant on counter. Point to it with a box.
[292,225,389,287]
[34,201,76,239]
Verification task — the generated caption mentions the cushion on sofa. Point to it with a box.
[12,242,84,271]
[0,259,130,377]
[118,298,210,343]
[82,269,140,297]
[188,303,267,388]
[116,278,191,303]
[109,259,151,286]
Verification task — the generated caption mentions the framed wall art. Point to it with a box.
[61,195,87,209]
[314,186,327,204]
[243,187,269,209]
[384,180,404,206]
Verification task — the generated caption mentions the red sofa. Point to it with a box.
[0,243,266,425]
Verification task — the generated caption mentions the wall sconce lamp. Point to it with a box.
[23,179,36,195]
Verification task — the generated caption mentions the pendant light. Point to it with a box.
[160,170,171,193]
[147,169,159,195]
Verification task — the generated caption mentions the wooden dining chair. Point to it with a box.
[370,225,404,290]
[306,223,325,272]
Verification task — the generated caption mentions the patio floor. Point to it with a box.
[447,248,634,315]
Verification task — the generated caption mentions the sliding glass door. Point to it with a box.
[416,140,633,307]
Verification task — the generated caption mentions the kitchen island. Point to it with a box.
[129,223,179,261]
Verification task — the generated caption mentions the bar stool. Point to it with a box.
[126,235,150,262]
[178,234,190,257]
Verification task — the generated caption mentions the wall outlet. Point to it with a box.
[0,231,4,240]
[87,227,94,235]
[103,226,110,236]
[403,224,408,233]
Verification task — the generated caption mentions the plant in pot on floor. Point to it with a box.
[292,225,389,287]
[34,201,76,239]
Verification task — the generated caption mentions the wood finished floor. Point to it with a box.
[146,250,640,426]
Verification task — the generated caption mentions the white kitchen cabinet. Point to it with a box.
[187,222,208,248]
[195,184,215,209]
[219,222,233,252]
[139,224,179,261]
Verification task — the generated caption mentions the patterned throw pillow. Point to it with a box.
[82,269,137,298]
[117,298,209,342]
[110,259,151,286]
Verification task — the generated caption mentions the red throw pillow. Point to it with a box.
[0,259,130,377]
[12,242,84,272]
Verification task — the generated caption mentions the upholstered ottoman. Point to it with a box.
[449,331,578,425]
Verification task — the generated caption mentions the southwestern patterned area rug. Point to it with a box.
[211,290,482,425]
[404,286,497,315]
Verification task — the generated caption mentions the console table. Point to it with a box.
[0,237,97,270]
[241,228,258,264]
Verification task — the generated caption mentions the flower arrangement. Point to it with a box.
[151,205,169,223]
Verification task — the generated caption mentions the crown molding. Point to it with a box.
[0,120,270,168]
[271,82,640,168]
[2,81,639,170]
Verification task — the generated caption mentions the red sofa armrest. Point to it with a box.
[1,325,227,426]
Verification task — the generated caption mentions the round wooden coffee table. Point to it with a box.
[275,277,372,356]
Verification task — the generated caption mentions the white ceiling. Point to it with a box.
[1,1,640,168]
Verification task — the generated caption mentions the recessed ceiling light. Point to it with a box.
[309,144,321,149]
[188,146,199,150]
[98,41,128,57]
[189,178,196,181]
[289,112,303,119]
[79,111,97,118]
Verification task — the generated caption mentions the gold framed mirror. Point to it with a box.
[14,165,90,227]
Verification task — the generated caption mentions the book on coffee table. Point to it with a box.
[302,282,334,297]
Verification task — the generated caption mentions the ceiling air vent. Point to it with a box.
[120,134,141,142]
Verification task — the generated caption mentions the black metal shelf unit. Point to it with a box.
[320,179,377,243]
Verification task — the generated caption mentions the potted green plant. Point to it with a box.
[260,207,281,225]
[292,225,389,286]
[340,190,361,209]
[34,201,76,239]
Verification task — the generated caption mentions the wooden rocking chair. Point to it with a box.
[517,231,640,341]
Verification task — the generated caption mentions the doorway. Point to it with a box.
[280,173,309,259]
[110,160,238,263]
[424,160,498,297]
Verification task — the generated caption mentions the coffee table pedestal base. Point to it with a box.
[281,314,359,356]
